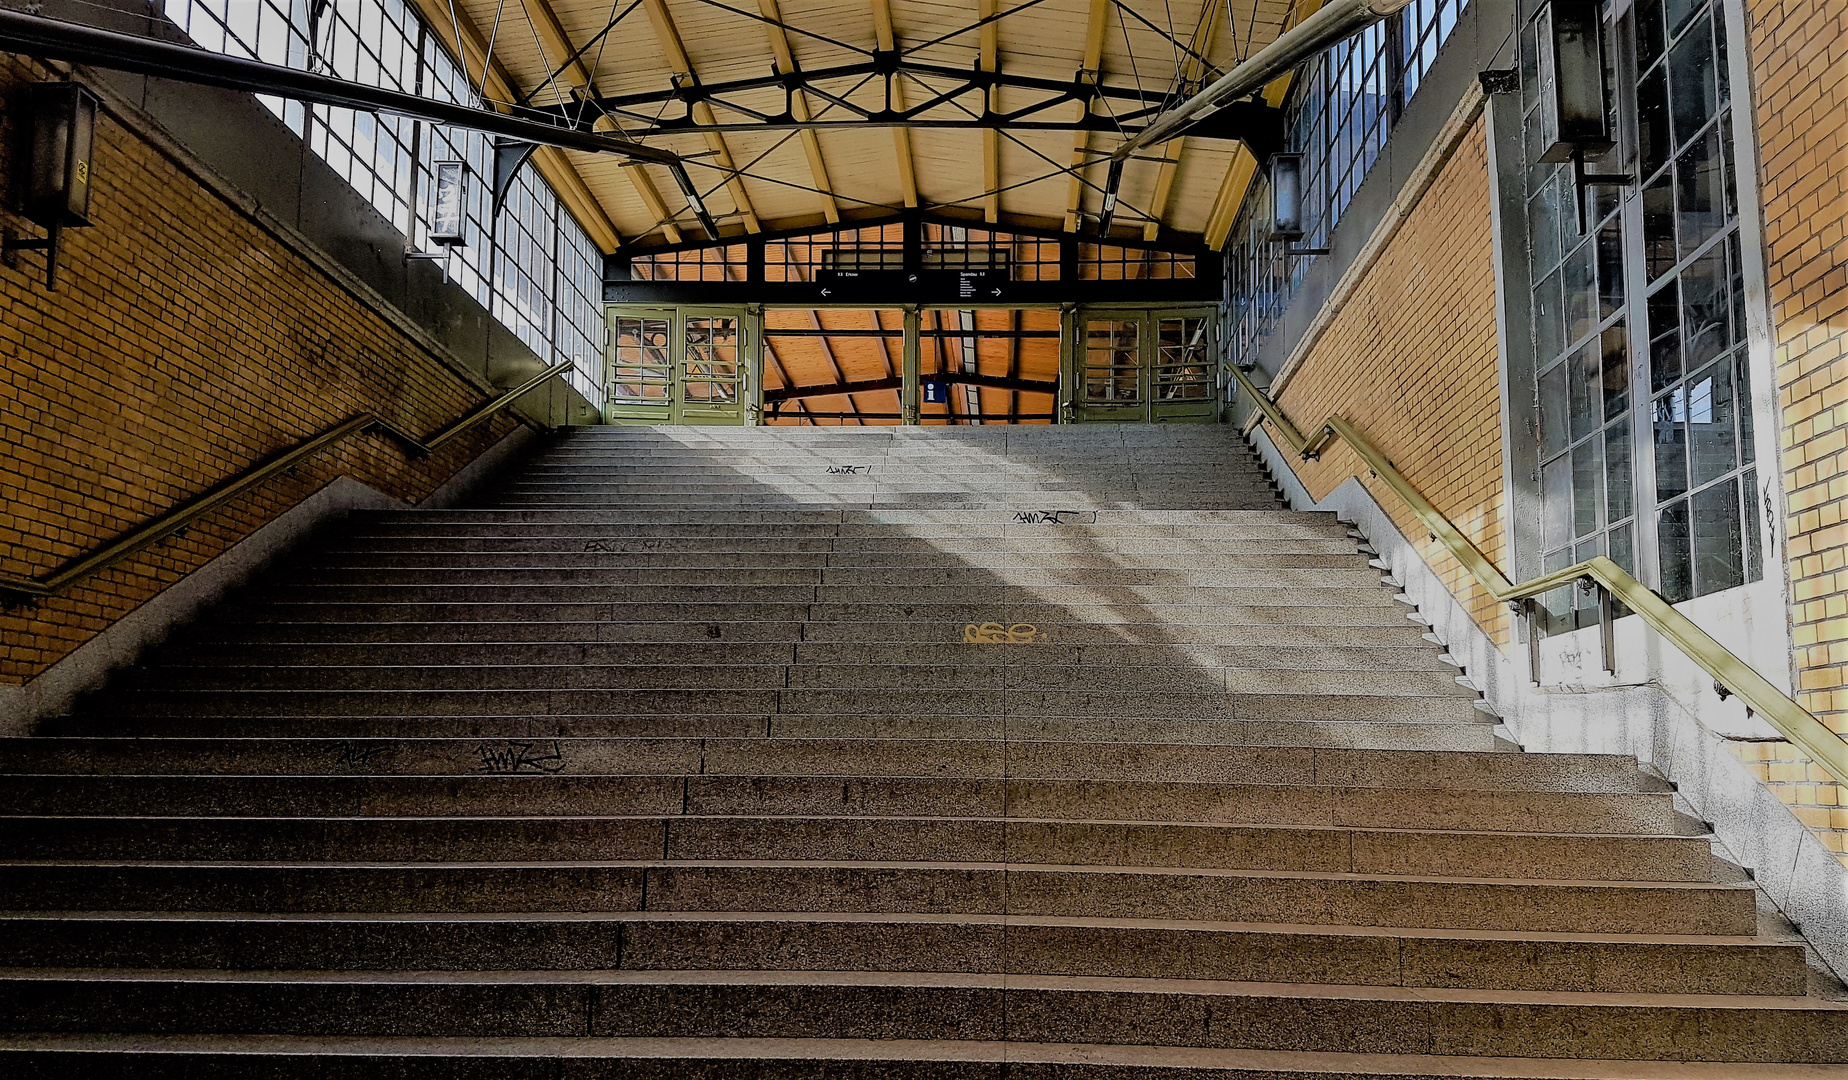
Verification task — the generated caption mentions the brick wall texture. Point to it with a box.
[1269,116,1511,649]
[0,57,520,687]
[1743,0,1848,859]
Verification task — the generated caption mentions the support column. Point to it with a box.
[902,306,922,425]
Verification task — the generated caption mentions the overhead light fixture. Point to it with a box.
[3,81,98,291]
[1266,153,1327,256]
[1096,158,1126,237]
[670,162,721,239]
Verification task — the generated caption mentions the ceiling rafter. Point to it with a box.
[403,0,624,252]
[1062,0,1111,232]
[510,0,686,242]
[978,0,1000,224]
[757,0,842,224]
[870,0,919,207]
[1142,0,1222,241]
[641,0,764,232]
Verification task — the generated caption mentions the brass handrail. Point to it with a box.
[1227,362,1848,787]
[0,361,575,599]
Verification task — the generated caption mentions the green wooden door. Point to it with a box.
[1069,313,1149,423]
[604,307,752,426]
[605,307,675,425]
[675,308,749,425]
[1149,310,1217,423]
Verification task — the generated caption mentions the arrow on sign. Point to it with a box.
[820,288,832,297]
[990,288,1003,297]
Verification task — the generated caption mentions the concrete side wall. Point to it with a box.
[0,48,564,685]
[1252,426,1848,983]
[1742,0,1848,850]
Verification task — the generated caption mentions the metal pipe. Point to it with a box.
[1114,0,1414,161]
[0,10,682,166]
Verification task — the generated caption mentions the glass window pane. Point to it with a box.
[1638,66,1672,180]
[1564,239,1598,345]
[1676,130,1725,260]
[1534,268,1565,361]
[1573,439,1605,538]
[1681,245,1729,367]
[1658,498,1693,603]
[1600,323,1630,421]
[1597,222,1626,320]
[1540,363,1570,458]
[1691,477,1743,595]
[1735,350,1755,466]
[1648,284,1682,392]
[1638,0,1667,67]
[1568,340,1601,442]
[1610,520,1636,575]
[1543,455,1573,551]
[1530,174,1562,273]
[1643,172,1677,282]
[1606,419,1634,522]
[1743,468,1763,583]
[1687,359,1737,487]
[1655,386,1689,499]
[1669,12,1717,149]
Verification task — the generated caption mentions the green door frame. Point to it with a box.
[604,305,756,426]
[1063,304,1219,423]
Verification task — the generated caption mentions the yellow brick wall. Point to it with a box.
[0,59,522,687]
[1742,0,1848,860]
[1266,117,1511,648]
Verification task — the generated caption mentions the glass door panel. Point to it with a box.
[678,312,746,424]
[606,309,674,425]
[1073,316,1147,422]
[1152,313,1216,423]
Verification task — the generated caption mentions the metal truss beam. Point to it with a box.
[0,10,681,167]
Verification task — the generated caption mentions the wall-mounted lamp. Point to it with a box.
[407,160,466,272]
[427,161,467,246]
[1530,0,1630,231]
[1266,153,1327,257]
[3,82,98,291]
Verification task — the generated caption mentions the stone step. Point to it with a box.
[85,688,1484,722]
[51,712,1502,749]
[249,585,1403,607]
[0,815,1707,880]
[114,665,1468,697]
[0,862,1757,932]
[179,620,1432,648]
[151,642,1449,672]
[0,777,1678,834]
[0,740,1638,789]
[210,602,1422,630]
[322,537,1364,554]
[6,1036,1844,1079]
[307,550,1370,568]
[0,913,1802,995]
[3,971,1839,1059]
[280,566,1389,588]
[0,814,1718,881]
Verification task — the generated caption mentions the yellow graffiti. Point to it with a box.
[963,622,1043,644]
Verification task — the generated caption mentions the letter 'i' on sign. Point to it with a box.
[922,379,950,404]
[429,161,467,246]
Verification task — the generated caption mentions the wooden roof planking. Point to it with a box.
[433,0,1297,250]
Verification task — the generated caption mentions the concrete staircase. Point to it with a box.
[2,424,1843,1077]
